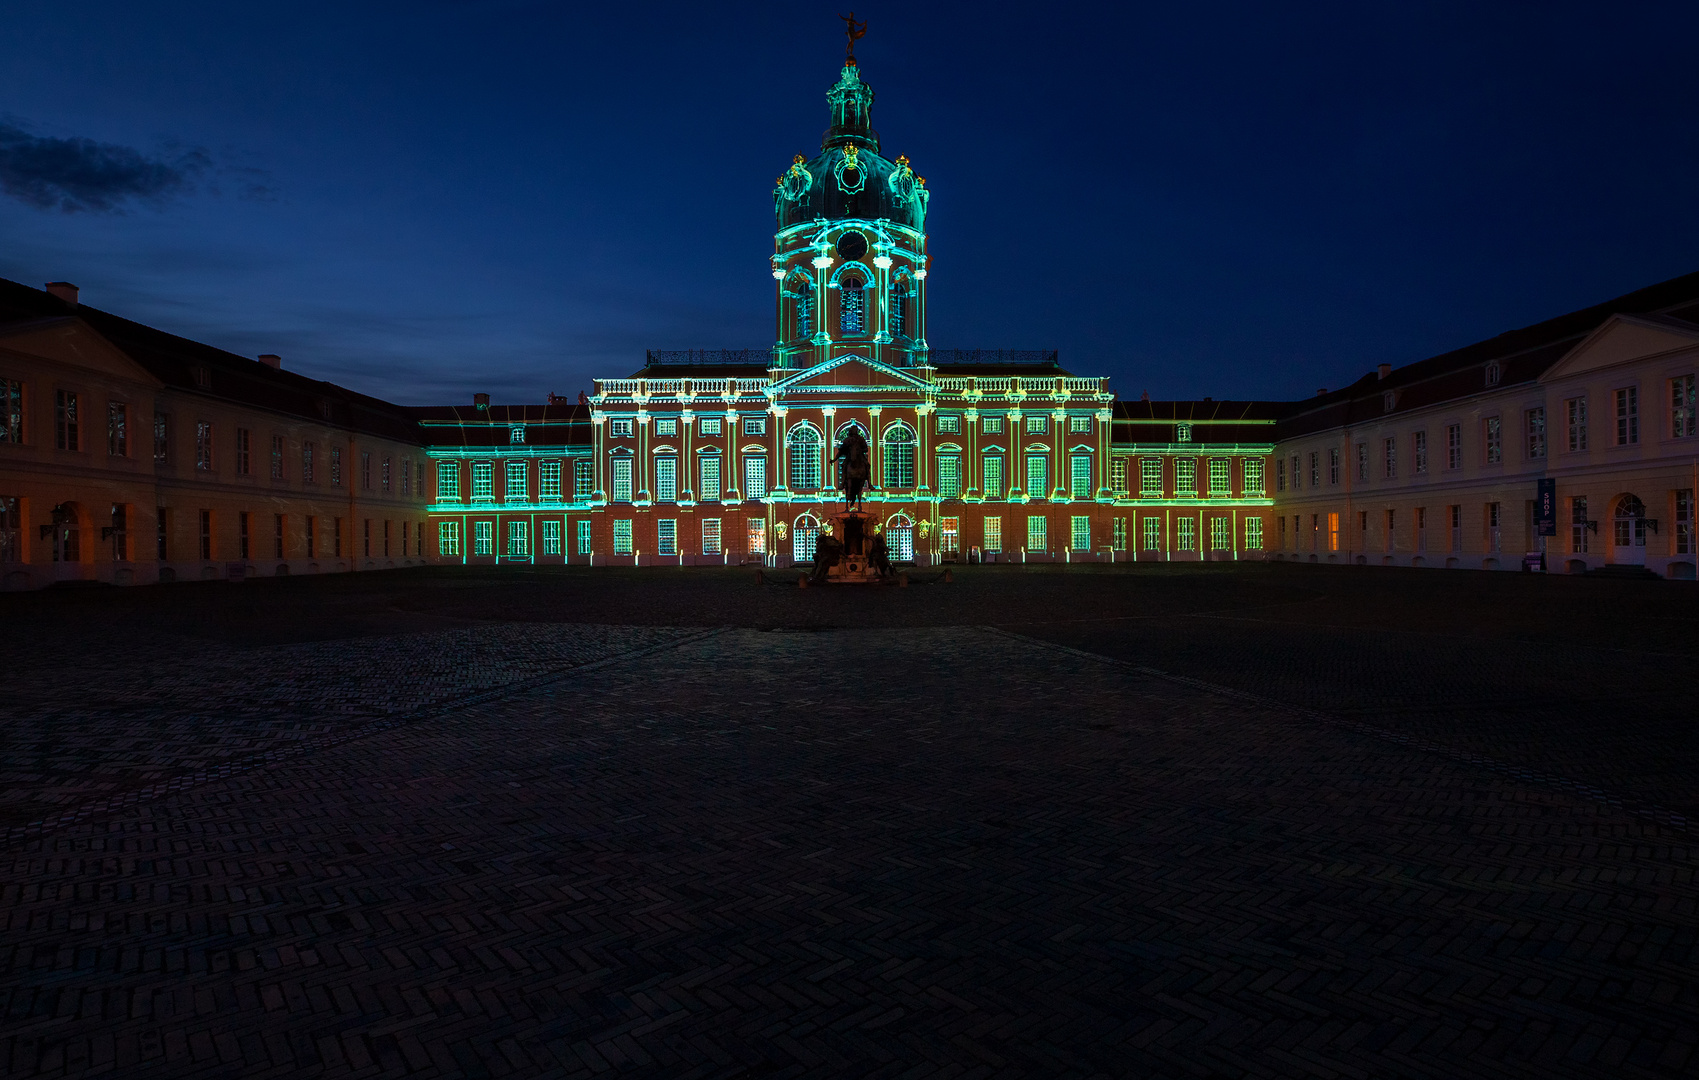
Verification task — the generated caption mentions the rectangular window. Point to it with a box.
[472,461,494,500]
[1175,458,1196,497]
[439,521,461,556]
[331,447,342,486]
[1484,416,1502,464]
[1208,458,1229,496]
[0,380,21,443]
[1565,397,1588,452]
[1112,517,1127,551]
[274,514,286,559]
[744,455,767,498]
[55,390,79,451]
[611,457,633,501]
[438,462,460,501]
[1243,457,1264,496]
[1276,458,1286,492]
[1673,375,1696,439]
[701,518,722,555]
[1413,430,1428,474]
[107,402,127,457]
[199,509,212,560]
[540,519,561,555]
[1141,457,1163,496]
[271,434,286,480]
[539,460,562,500]
[654,418,677,436]
[1675,490,1693,555]
[746,518,766,554]
[983,515,1002,553]
[235,428,251,474]
[613,519,634,555]
[400,457,411,497]
[936,414,959,434]
[1450,504,1463,551]
[153,411,168,462]
[1327,512,1339,552]
[1025,455,1048,497]
[1025,415,1048,434]
[743,416,766,436]
[1245,517,1263,550]
[576,519,593,554]
[1616,387,1638,445]
[0,495,19,562]
[505,460,527,503]
[1328,447,1340,485]
[574,459,594,500]
[195,422,213,471]
[656,456,678,501]
[1570,497,1588,553]
[381,457,392,492]
[1445,424,1461,470]
[506,520,529,556]
[983,455,1003,498]
[937,455,961,498]
[1384,509,1395,553]
[700,455,721,501]
[361,451,372,489]
[1176,423,1194,443]
[1291,454,1302,489]
[1026,515,1047,551]
[1383,436,1396,479]
[1070,455,1092,498]
[1070,515,1090,551]
[610,418,634,437]
[238,511,250,559]
[1486,501,1502,552]
[306,517,317,558]
[699,417,721,436]
[1210,516,1231,551]
[333,516,342,557]
[1525,408,1546,459]
[657,518,677,555]
[1142,516,1161,550]
[1110,458,1127,495]
[982,416,1003,434]
[1176,516,1196,551]
[1069,416,1091,434]
[1416,506,1427,552]
[473,520,493,555]
[1308,451,1319,487]
[303,442,315,484]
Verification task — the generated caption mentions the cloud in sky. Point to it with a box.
[0,119,210,212]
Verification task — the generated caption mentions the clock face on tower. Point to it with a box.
[835,231,868,262]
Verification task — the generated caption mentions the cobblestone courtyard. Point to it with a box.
[2,565,1697,1078]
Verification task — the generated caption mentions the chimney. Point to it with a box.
[1316,388,1329,396]
[258,354,282,370]
[45,281,79,306]
[1377,363,1391,380]
[473,393,490,411]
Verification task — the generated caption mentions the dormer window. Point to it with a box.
[510,425,525,444]
[191,366,211,390]
[1485,361,1502,387]
[1382,390,1399,413]
[1176,423,1194,443]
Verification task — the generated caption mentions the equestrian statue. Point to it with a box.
[835,428,871,511]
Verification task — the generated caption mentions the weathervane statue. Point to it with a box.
[840,12,867,63]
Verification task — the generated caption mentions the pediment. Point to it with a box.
[0,317,160,386]
[1543,314,1699,382]
[770,354,929,397]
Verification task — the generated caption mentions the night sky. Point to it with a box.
[3,2,1698,406]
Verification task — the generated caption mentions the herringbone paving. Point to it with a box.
[3,625,1697,1078]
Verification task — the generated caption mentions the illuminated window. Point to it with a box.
[1615,387,1638,445]
[839,275,865,333]
[1025,416,1048,435]
[1525,408,1546,459]
[438,463,461,501]
[573,459,593,500]
[889,286,907,337]
[1070,515,1090,550]
[656,455,678,501]
[613,519,633,555]
[655,418,676,436]
[1025,455,1047,497]
[539,460,562,500]
[1069,416,1091,434]
[1566,398,1587,451]
[982,416,1003,434]
[1110,458,1127,495]
[743,416,766,436]
[1672,376,1696,438]
[576,519,592,554]
[1328,512,1340,552]
[1176,423,1193,444]
[153,411,168,463]
[55,390,79,451]
[796,294,814,338]
[505,461,527,502]
[887,517,914,561]
[1210,517,1230,551]
[1450,505,1462,551]
[107,402,127,457]
[1207,458,1229,496]
[195,421,213,470]
[983,515,1002,553]
[0,496,19,563]
[541,519,561,555]
[793,515,819,562]
[937,455,961,498]
[744,454,767,498]
[1445,424,1461,469]
[787,425,822,489]
[745,518,766,554]
[1112,517,1126,550]
[0,380,21,443]
[1175,458,1195,497]
[657,518,677,555]
[1176,516,1196,551]
[699,417,722,436]
[473,520,493,556]
[1244,517,1263,550]
[510,425,525,444]
[700,454,721,501]
[438,521,460,556]
[1027,515,1046,551]
[1243,458,1264,496]
[1069,455,1091,498]
[940,517,960,556]
[882,424,915,487]
[382,457,391,492]
[507,520,529,556]
[611,457,632,502]
[1675,490,1693,554]
[1140,457,1162,496]
[610,419,633,437]
[937,414,959,434]
[1484,416,1502,464]
[982,454,1003,498]
[472,462,493,500]
[702,518,722,555]
[1413,430,1427,473]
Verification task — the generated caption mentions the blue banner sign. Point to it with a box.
[1536,478,1557,536]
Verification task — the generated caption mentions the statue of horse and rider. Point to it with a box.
[834,428,871,511]
[809,428,891,580]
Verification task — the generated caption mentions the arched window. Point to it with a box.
[839,273,866,334]
[882,422,916,488]
[890,275,913,339]
[793,513,821,563]
[788,424,823,490]
[885,513,915,562]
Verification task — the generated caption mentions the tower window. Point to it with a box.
[796,294,814,338]
[839,275,865,334]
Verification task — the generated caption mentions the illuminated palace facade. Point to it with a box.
[417,58,1276,567]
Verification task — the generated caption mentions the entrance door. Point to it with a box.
[793,515,819,563]
[1613,494,1647,565]
[886,516,914,562]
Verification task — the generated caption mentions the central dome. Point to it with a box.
[774,64,928,231]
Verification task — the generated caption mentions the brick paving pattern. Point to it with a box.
[4,621,1697,1078]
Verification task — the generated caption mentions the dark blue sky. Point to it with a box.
[3,2,1698,405]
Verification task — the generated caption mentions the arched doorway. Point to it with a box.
[885,512,915,563]
[793,513,821,564]
[1612,494,1648,565]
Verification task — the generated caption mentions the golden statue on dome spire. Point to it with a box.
[840,12,867,65]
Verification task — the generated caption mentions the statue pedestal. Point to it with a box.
[824,510,886,584]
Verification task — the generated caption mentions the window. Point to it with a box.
[1291,454,1301,489]
[107,402,127,457]
[1175,458,1195,497]
[1327,512,1340,552]
[510,425,525,444]
[1308,452,1319,487]
[743,416,766,436]
[198,510,212,560]
[234,427,251,474]
[381,457,392,492]
[1069,416,1091,434]
[744,454,767,498]
[1487,501,1502,552]
[1176,423,1193,444]
[1615,387,1638,445]
[1207,458,1229,496]
[882,425,915,488]
[699,417,722,436]
[1245,517,1263,550]
[0,496,18,562]
[1676,490,1693,555]
[331,447,342,486]
[1070,455,1092,498]
[1416,506,1427,552]
[153,411,168,462]
[1672,376,1696,439]
[1110,457,1128,495]
[1484,361,1501,388]
[1025,415,1048,435]
[417,462,424,494]
[1355,442,1367,483]
[539,520,562,555]
[55,390,78,450]
[576,519,593,554]
[472,461,494,500]
[439,521,462,556]
[1445,424,1461,470]
[1027,515,1047,551]
[983,515,1002,553]
[656,455,678,501]
[1070,515,1090,551]
[1413,430,1428,474]
[787,425,822,489]
[610,457,633,501]
[1112,517,1126,550]
[1141,458,1163,496]
[274,514,286,559]
[439,463,461,501]
[1450,504,1463,551]
[938,455,961,498]
[982,454,1003,498]
[195,422,213,471]
[982,416,1003,434]
[1568,497,1588,553]
[656,518,677,555]
[1,380,21,443]
[1176,516,1196,551]
[1383,437,1396,479]
[361,451,372,489]
[1384,509,1395,553]
[473,520,494,556]
[507,520,529,556]
[1142,516,1161,550]
[238,511,251,559]
[539,460,562,500]
[745,518,766,555]
[700,455,721,501]
[1566,397,1588,452]
[1025,455,1048,497]
[937,414,959,434]
[573,459,594,500]
[702,518,722,555]
[303,442,315,484]
[610,418,634,437]
[1243,458,1264,496]
[383,519,391,556]
[839,275,865,333]
[505,460,527,502]
[1276,458,1286,492]
[655,418,677,437]
[1210,517,1231,551]
[1525,408,1546,459]
[1484,416,1502,464]
[1328,447,1340,485]
[890,287,907,338]
[306,517,317,558]
[400,457,410,497]
[271,435,286,480]
[796,293,814,338]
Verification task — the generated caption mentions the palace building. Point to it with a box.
[0,45,1694,587]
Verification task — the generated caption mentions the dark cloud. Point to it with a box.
[0,120,210,212]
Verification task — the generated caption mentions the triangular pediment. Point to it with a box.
[0,317,161,386]
[770,353,929,397]
[1543,314,1699,382]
